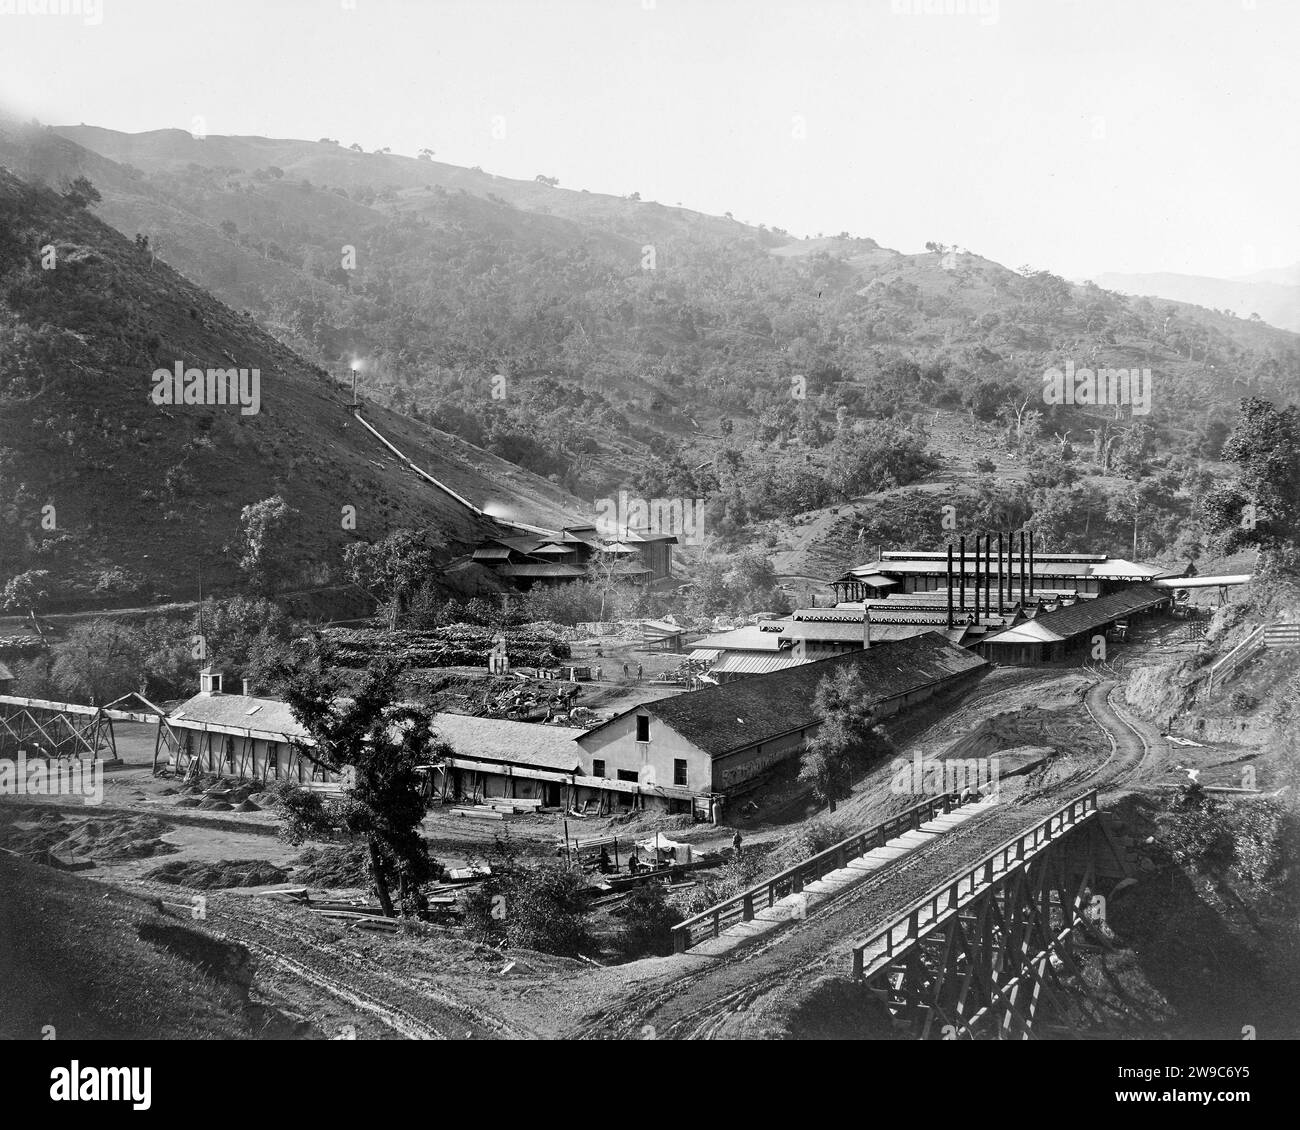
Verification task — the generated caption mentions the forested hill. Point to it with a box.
[0,166,587,603]
[4,119,1299,542]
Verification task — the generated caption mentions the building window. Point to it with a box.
[674,759,688,787]
[592,759,605,778]
[617,769,638,783]
[635,715,650,742]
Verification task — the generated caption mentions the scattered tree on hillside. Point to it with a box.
[343,529,442,631]
[1,569,51,621]
[235,496,299,594]
[62,176,101,208]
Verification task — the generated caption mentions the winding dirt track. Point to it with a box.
[132,878,528,1040]
[568,677,1164,1040]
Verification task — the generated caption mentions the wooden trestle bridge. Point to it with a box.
[851,791,1128,1039]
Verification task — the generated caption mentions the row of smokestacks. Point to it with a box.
[945,530,1035,628]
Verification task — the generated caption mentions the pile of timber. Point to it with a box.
[450,797,544,819]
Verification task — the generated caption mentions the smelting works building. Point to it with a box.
[576,632,987,811]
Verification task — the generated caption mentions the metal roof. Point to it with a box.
[579,633,986,760]
[982,585,1170,645]
[844,556,1171,580]
[431,713,585,772]
[692,626,786,652]
[881,550,1108,563]
[709,652,809,676]
[169,692,309,742]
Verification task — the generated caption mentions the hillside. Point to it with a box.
[0,166,587,602]
[3,119,1300,584]
[7,122,1293,516]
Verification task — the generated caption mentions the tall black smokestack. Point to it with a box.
[1019,531,1027,606]
[946,544,954,628]
[972,534,980,624]
[977,535,987,621]
[1028,529,1035,598]
[959,536,966,613]
[998,532,1005,615]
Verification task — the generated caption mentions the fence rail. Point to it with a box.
[672,792,962,953]
[1202,621,1300,699]
[850,791,1098,979]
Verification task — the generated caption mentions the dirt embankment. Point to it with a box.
[0,853,311,1039]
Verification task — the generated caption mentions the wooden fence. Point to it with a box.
[1202,621,1300,699]
[672,792,961,953]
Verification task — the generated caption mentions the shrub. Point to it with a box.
[1157,785,1235,871]
[616,881,683,957]
[463,834,591,955]
[1227,690,1257,713]
[1230,798,1296,889]
[767,819,848,873]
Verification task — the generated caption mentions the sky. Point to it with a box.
[1,0,1296,281]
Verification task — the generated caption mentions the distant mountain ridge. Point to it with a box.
[1094,269,1300,334]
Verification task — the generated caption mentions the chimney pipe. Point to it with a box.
[243,678,252,696]
[946,544,954,628]
[958,536,966,613]
[998,532,1005,615]
[1028,529,1035,599]
[1019,531,1027,606]
[972,535,981,624]
[977,535,987,621]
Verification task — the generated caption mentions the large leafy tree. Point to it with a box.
[272,640,448,916]
[50,620,146,705]
[1,569,51,620]
[235,495,299,593]
[200,596,295,688]
[343,529,442,630]
[1202,397,1300,558]
[798,667,892,813]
